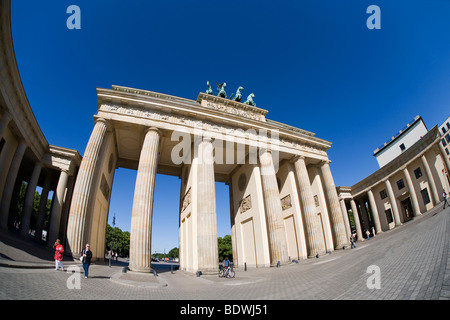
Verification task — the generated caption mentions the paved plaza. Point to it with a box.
[0,204,449,302]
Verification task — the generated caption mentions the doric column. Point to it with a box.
[367,189,382,234]
[293,156,326,257]
[350,199,363,240]
[384,179,402,226]
[129,128,161,273]
[35,176,51,242]
[20,162,43,237]
[421,155,440,205]
[66,118,111,256]
[47,170,70,245]
[0,139,26,229]
[259,149,289,266]
[196,136,219,274]
[0,111,12,138]
[320,161,348,249]
[339,199,351,240]
[403,167,421,216]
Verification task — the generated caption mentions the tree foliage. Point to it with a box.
[105,224,130,257]
[218,235,233,262]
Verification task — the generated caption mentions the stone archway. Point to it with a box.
[65,85,348,273]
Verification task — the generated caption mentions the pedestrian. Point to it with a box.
[444,190,448,209]
[53,239,64,271]
[81,244,92,278]
[365,229,370,240]
[350,232,356,249]
[372,226,376,237]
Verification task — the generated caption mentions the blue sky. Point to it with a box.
[11,1,450,252]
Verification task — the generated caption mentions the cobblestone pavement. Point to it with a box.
[1,204,449,302]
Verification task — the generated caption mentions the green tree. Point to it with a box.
[105,224,130,257]
[168,247,179,259]
[218,235,233,262]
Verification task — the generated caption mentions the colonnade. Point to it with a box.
[338,144,448,240]
[65,115,350,273]
[0,111,80,247]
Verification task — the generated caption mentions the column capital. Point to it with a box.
[320,159,332,166]
[202,134,213,143]
[290,154,305,163]
[94,117,113,132]
[144,126,161,136]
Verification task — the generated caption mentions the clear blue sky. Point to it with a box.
[11,1,450,252]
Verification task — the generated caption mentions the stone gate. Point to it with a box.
[66,85,349,274]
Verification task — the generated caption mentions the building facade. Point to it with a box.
[338,119,450,241]
[439,116,450,163]
[373,116,428,168]
[65,87,350,273]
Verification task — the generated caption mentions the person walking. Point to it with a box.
[350,231,356,249]
[444,190,448,209]
[81,244,92,278]
[365,229,370,240]
[53,239,64,271]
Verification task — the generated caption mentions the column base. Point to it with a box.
[308,250,326,258]
[334,243,350,250]
[129,265,152,273]
[197,268,219,275]
[270,260,290,267]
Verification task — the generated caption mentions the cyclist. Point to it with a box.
[222,257,230,277]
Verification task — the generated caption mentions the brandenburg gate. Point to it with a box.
[66,85,349,274]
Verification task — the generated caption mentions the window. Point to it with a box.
[399,143,406,152]
[421,188,430,205]
[447,122,450,130]
[397,179,405,190]
[446,134,450,143]
[443,127,448,134]
[414,167,422,179]
[385,209,394,224]
[380,189,387,199]
[443,138,447,147]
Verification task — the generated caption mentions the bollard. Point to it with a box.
[244,262,247,271]
[171,264,173,274]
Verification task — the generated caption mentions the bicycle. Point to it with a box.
[219,266,235,278]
